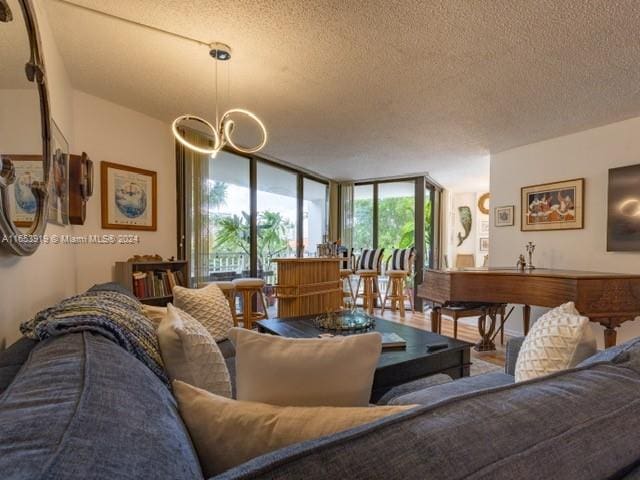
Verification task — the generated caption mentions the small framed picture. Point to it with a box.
[4,154,44,228]
[495,205,515,227]
[480,221,489,234]
[101,161,157,231]
[521,178,584,231]
[48,121,70,226]
[479,237,489,251]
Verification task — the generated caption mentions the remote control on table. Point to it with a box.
[426,342,449,352]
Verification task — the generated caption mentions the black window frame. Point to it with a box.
[176,144,330,281]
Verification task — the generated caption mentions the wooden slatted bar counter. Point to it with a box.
[272,258,342,318]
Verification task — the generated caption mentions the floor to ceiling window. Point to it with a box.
[303,178,329,257]
[353,184,374,251]
[178,138,329,296]
[425,184,436,269]
[347,177,440,309]
[377,181,416,255]
[205,151,251,282]
[256,162,298,284]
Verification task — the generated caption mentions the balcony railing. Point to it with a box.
[206,252,277,285]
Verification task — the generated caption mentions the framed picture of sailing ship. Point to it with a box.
[521,178,584,231]
[101,161,157,230]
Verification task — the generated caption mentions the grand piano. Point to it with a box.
[418,268,640,350]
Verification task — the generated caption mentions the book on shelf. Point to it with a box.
[380,332,407,350]
[131,267,185,299]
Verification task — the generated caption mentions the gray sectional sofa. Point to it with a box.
[2,287,640,479]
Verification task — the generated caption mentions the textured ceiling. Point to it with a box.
[43,0,640,191]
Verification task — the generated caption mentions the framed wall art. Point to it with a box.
[4,154,44,228]
[101,161,157,231]
[521,178,584,231]
[494,205,514,227]
[48,121,70,226]
[479,237,489,251]
[607,164,640,251]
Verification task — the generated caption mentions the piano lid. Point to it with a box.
[425,267,640,279]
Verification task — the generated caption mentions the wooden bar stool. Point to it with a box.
[354,248,384,315]
[355,271,380,314]
[232,278,269,329]
[205,281,238,326]
[382,271,410,317]
[381,248,415,319]
[340,270,355,306]
[339,248,355,306]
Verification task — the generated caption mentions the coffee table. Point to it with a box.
[256,315,472,402]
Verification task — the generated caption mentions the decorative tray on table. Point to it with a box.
[313,310,376,333]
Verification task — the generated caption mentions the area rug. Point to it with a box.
[470,357,503,376]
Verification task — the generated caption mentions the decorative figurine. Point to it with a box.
[525,242,536,270]
[516,254,526,271]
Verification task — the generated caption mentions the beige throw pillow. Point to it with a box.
[142,304,166,328]
[173,284,233,341]
[173,380,415,476]
[515,302,597,382]
[157,304,232,397]
[229,327,381,406]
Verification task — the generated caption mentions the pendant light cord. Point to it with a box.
[214,54,219,127]
[52,0,211,47]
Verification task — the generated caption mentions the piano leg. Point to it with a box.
[604,326,617,349]
[475,307,497,352]
[430,305,441,334]
[523,305,531,335]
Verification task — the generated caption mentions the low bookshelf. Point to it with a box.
[115,260,189,306]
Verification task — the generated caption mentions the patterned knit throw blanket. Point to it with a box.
[20,291,168,386]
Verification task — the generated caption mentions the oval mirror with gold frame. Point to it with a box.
[0,0,51,255]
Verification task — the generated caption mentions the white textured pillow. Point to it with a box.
[173,284,233,341]
[157,304,231,397]
[174,380,414,477]
[228,327,382,407]
[515,302,597,382]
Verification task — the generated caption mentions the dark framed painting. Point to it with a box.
[521,178,584,231]
[101,161,157,231]
[494,205,514,227]
[607,164,640,251]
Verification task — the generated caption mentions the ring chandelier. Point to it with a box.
[172,43,267,157]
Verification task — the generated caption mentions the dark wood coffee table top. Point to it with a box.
[255,315,473,401]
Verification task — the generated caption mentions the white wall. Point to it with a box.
[72,91,176,290]
[444,191,489,268]
[0,2,176,347]
[490,115,640,346]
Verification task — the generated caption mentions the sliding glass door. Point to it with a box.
[256,162,298,284]
[377,181,416,255]
[178,140,329,289]
[353,184,374,251]
[206,152,251,282]
[346,177,440,309]
[302,178,329,257]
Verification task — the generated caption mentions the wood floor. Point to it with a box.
[376,307,508,368]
